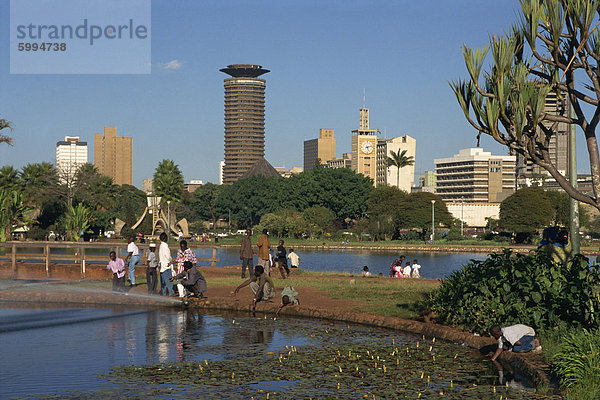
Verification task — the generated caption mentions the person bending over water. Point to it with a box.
[490,324,541,361]
[234,265,275,310]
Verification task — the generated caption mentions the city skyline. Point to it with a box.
[0,0,592,187]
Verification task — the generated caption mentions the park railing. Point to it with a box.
[0,241,220,279]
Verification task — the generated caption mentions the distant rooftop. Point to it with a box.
[220,64,270,78]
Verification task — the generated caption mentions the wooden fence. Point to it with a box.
[0,241,220,279]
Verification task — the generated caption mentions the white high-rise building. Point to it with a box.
[56,136,87,183]
[376,135,416,192]
[218,161,225,185]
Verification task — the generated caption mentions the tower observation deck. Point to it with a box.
[220,64,270,185]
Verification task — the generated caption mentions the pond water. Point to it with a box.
[0,305,542,399]
[5,246,488,279]
[195,247,487,279]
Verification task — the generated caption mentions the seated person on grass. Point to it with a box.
[234,265,275,310]
[490,324,541,361]
[170,261,207,298]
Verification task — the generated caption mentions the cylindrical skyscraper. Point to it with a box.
[220,64,270,185]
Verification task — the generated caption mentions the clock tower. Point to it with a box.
[351,108,378,183]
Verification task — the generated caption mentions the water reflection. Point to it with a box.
[491,358,535,392]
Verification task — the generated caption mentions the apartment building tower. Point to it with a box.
[94,126,132,186]
[376,135,416,192]
[220,64,269,185]
[303,129,336,171]
[56,136,88,183]
[516,91,571,186]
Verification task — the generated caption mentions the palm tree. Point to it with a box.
[385,150,414,189]
[0,190,34,241]
[0,165,22,192]
[64,203,93,242]
[153,159,184,203]
[0,119,13,145]
[20,162,58,204]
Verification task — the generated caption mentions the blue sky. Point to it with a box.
[0,0,590,186]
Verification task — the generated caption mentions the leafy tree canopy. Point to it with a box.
[500,187,553,233]
[217,176,282,228]
[397,192,453,231]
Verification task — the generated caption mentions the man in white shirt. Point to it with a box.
[126,236,140,286]
[490,324,541,361]
[287,249,301,269]
[158,232,174,296]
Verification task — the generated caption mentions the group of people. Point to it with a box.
[236,229,302,310]
[106,233,207,298]
[389,256,421,278]
[239,229,302,280]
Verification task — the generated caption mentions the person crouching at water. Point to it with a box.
[170,261,206,298]
[234,265,275,310]
[107,251,126,292]
[490,324,541,361]
[170,240,197,297]
[276,286,299,317]
[362,266,372,277]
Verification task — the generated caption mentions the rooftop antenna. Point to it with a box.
[363,88,366,108]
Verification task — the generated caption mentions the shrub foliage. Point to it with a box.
[552,329,600,399]
[428,250,600,334]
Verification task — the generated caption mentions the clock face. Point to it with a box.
[361,140,374,154]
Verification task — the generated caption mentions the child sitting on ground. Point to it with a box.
[393,263,403,278]
[402,262,412,278]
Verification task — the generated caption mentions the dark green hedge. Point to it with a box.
[427,250,600,334]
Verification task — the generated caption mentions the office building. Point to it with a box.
[184,180,203,193]
[274,166,303,178]
[376,135,416,192]
[446,202,500,228]
[419,171,436,188]
[220,64,269,185]
[56,136,87,183]
[351,108,378,183]
[303,129,336,171]
[435,148,516,203]
[94,127,132,186]
[516,91,570,186]
[325,153,352,169]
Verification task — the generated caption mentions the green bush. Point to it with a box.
[427,250,600,334]
[553,329,600,400]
